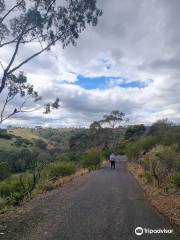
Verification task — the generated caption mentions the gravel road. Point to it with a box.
[0,156,179,240]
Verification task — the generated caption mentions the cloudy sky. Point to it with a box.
[1,0,180,127]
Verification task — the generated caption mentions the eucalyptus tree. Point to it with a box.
[0,0,102,123]
[90,110,128,151]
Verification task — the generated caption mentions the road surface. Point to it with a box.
[0,156,179,240]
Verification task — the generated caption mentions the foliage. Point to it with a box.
[69,131,89,152]
[143,170,153,183]
[89,111,127,151]
[148,119,173,135]
[0,0,102,122]
[156,145,180,171]
[102,148,111,160]
[125,120,180,190]
[0,129,12,139]
[0,174,34,205]
[125,141,141,161]
[48,162,76,180]
[115,140,127,155]
[125,135,159,161]
[171,173,180,188]
[125,124,146,140]
[81,148,103,170]
[0,162,11,180]
[0,196,7,210]
[100,110,128,128]
[34,138,47,149]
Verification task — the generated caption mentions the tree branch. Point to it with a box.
[0,103,46,124]
[0,0,24,23]
[0,38,17,48]
[0,94,9,122]
[0,61,5,71]
[8,35,62,75]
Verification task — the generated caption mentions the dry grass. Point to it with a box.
[7,128,40,140]
[50,160,108,189]
[128,162,180,231]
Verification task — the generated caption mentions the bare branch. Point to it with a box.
[0,94,9,122]
[0,60,5,71]
[8,35,62,75]
[0,103,47,123]
[19,95,31,110]
[0,0,24,23]
[0,38,17,48]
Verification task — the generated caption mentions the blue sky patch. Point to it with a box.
[75,75,146,90]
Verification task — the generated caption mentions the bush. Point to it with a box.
[14,138,24,146]
[0,174,33,205]
[140,136,159,152]
[34,139,47,149]
[156,145,179,171]
[0,129,12,139]
[125,136,159,161]
[48,162,76,179]
[0,197,7,210]
[81,148,103,170]
[171,173,180,188]
[0,162,11,180]
[125,124,146,140]
[102,148,111,159]
[125,142,142,161]
[143,171,153,183]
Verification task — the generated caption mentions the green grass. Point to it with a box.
[0,138,17,151]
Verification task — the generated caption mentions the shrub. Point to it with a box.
[0,129,12,139]
[140,136,159,152]
[0,197,7,210]
[156,146,179,171]
[14,138,24,146]
[125,136,160,162]
[125,142,142,161]
[81,148,103,170]
[48,162,76,180]
[125,124,146,140]
[0,162,11,180]
[143,171,153,183]
[102,148,111,159]
[34,139,47,149]
[0,174,33,205]
[171,173,180,188]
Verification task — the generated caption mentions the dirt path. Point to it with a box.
[0,156,179,240]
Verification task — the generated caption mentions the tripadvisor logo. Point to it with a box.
[135,227,173,236]
[135,227,143,236]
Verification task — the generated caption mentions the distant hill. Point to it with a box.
[7,128,40,140]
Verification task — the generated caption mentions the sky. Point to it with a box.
[1,0,180,128]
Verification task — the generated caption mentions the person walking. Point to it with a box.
[110,152,116,169]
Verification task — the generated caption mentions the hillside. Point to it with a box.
[7,128,41,140]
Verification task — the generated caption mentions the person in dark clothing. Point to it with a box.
[110,153,116,169]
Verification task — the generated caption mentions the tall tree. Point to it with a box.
[0,0,102,123]
[100,110,128,129]
[90,110,128,150]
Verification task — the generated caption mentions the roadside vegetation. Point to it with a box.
[125,119,180,229]
[125,119,180,191]
[0,127,108,212]
[0,110,127,212]
[2,113,179,228]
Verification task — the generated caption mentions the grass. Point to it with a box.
[128,162,180,231]
[7,128,40,140]
[0,139,15,150]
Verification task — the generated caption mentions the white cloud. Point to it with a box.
[1,0,180,127]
